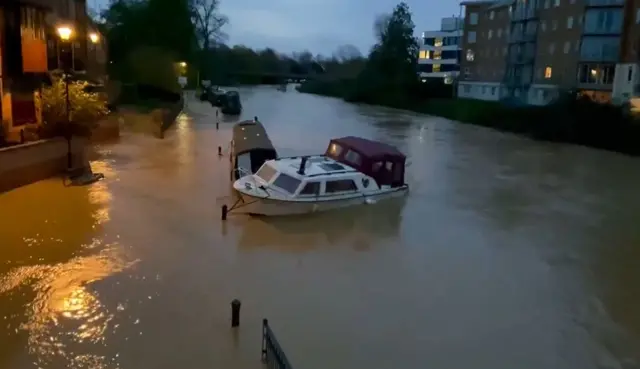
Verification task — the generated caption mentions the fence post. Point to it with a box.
[261,319,268,362]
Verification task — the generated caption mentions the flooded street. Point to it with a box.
[1,86,640,369]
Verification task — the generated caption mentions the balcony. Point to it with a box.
[584,0,623,6]
[511,8,538,21]
[508,53,535,64]
[509,33,537,43]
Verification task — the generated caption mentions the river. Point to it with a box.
[0,86,639,369]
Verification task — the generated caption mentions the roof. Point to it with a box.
[488,0,513,9]
[232,120,276,156]
[460,0,495,6]
[330,136,405,160]
[272,156,358,178]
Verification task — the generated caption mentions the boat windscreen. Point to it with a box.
[255,164,277,182]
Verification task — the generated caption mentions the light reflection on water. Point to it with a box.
[0,158,135,369]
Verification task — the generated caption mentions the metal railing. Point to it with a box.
[261,319,293,369]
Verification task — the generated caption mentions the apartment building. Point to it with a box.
[1,0,107,142]
[418,17,463,84]
[459,0,624,105]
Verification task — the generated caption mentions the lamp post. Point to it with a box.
[57,25,74,169]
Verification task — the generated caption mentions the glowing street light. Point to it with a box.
[89,32,99,43]
[57,26,73,41]
[179,62,187,67]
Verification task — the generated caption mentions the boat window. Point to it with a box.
[272,173,302,194]
[299,182,320,196]
[256,164,277,182]
[372,161,383,172]
[328,143,343,156]
[385,161,394,171]
[325,179,357,193]
[344,150,362,166]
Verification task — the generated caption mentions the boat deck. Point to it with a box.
[272,156,358,178]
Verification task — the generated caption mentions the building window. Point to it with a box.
[567,16,573,28]
[491,86,497,95]
[564,41,570,53]
[552,20,558,30]
[466,49,475,61]
[544,0,550,8]
[541,21,546,31]
[468,31,476,43]
[464,85,471,93]
[433,64,441,72]
[482,86,487,94]
[469,13,478,25]
[434,38,443,47]
[488,29,493,39]
[549,43,555,54]
[545,66,552,78]
[419,50,429,59]
[490,11,495,20]
[554,0,560,6]
[636,8,640,23]
[433,50,442,59]
[497,28,502,38]
[575,40,580,51]
[503,46,507,55]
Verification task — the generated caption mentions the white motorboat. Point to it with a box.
[227,136,409,216]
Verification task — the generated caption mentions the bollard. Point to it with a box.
[216,122,219,129]
[221,205,228,220]
[231,299,241,327]
[218,146,222,156]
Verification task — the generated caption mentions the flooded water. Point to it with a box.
[1,86,640,369]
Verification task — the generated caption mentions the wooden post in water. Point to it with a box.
[231,299,241,327]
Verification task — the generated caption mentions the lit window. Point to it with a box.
[567,16,573,28]
[434,38,443,47]
[488,29,493,39]
[466,49,475,61]
[433,50,442,59]
[433,64,441,72]
[545,66,552,79]
[419,50,430,59]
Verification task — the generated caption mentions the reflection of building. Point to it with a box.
[418,17,463,84]
[1,0,107,143]
[458,0,624,105]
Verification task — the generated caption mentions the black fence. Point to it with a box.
[261,319,293,369]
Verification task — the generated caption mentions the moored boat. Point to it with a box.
[226,136,408,216]
[221,91,242,115]
[229,118,277,180]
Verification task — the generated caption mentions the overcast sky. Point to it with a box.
[92,0,460,56]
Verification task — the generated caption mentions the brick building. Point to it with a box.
[1,0,106,142]
[458,0,625,105]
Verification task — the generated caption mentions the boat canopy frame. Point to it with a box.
[324,136,406,187]
[231,120,278,178]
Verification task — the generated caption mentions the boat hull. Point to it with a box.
[231,186,409,216]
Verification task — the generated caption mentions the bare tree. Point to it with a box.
[190,0,228,50]
[333,44,362,62]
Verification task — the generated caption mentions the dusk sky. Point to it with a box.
[92,0,460,55]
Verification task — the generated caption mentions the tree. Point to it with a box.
[351,2,420,104]
[190,0,228,50]
[333,44,362,62]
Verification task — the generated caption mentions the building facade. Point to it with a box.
[458,0,627,105]
[418,17,463,84]
[1,0,106,143]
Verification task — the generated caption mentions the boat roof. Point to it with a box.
[232,120,276,155]
[271,156,358,179]
[329,136,405,161]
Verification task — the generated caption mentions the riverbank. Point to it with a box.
[297,82,640,156]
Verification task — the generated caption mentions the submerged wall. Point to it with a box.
[0,137,88,193]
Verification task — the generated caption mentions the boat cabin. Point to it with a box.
[324,136,406,187]
[230,120,277,180]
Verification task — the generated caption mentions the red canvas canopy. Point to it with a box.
[325,136,406,187]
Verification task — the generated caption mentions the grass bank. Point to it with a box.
[297,81,640,156]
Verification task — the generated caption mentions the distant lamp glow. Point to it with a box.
[179,62,187,67]
[89,32,99,43]
[57,26,73,41]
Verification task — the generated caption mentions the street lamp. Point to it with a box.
[89,32,99,44]
[57,25,74,169]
